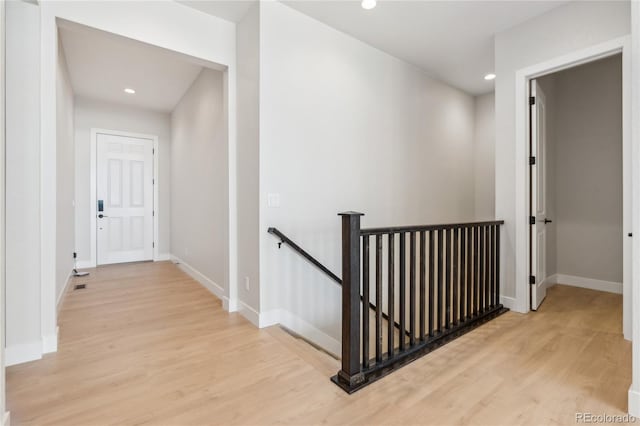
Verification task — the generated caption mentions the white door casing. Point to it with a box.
[530,80,547,311]
[96,133,154,265]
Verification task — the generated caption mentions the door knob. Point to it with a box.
[544,218,552,224]
[98,214,108,219]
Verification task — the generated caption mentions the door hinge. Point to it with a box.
[529,275,536,285]
[153,242,155,248]
[152,148,155,155]
[529,96,536,106]
[152,179,155,185]
[529,156,536,165]
[152,210,155,217]
[529,216,536,225]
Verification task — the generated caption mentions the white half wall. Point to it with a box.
[495,0,630,301]
[171,69,229,298]
[56,34,75,305]
[6,0,42,364]
[74,98,172,264]
[259,2,477,346]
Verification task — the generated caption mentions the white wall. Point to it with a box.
[259,2,477,349]
[544,55,623,284]
[56,36,75,305]
[74,97,172,263]
[171,69,229,295]
[5,0,42,365]
[473,93,495,219]
[495,0,630,300]
[236,3,261,313]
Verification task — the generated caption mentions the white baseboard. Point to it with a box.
[259,308,281,329]
[629,387,640,417]
[170,255,231,308]
[251,307,340,357]
[42,327,58,354]
[3,411,10,426]
[550,273,622,294]
[238,300,261,327]
[75,260,94,269]
[6,327,59,366]
[169,256,338,356]
[6,341,42,366]
[224,297,239,312]
[57,272,74,314]
[154,253,171,261]
[499,295,517,311]
[277,310,341,357]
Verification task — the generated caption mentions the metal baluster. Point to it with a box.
[453,228,459,326]
[466,227,472,319]
[375,235,383,363]
[409,232,416,346]
[445,228,451,329]
[399,232,406,351]
[387,233,395,357]
[362,236,370,368]
[480,226,485,312]
[420,231,426,340]
[496,225,501,307]
[459,227,466,322]
[437,229,443,333]
[428,230,434,337]
[472,227,478,317]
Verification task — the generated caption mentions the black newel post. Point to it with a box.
[334,211,364,392]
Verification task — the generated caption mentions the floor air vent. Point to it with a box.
[74,284,87,290]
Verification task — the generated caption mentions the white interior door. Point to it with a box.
[97,133,154,265]
[530,80,548,311]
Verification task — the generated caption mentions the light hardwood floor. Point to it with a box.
[7,262,631,425]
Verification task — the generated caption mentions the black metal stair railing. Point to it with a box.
[267,227,410,338]
[333,212,508,393]
[269,212,508,394]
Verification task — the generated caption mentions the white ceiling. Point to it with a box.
[177,0,255,22]
[282,1,568,95]
[59,22,205,112]
[177,0,567,95]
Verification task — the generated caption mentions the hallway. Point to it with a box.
[7,262,631,425]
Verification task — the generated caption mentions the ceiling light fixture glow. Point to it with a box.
[361,0,377,10]
[484,73,496,81]
[124,88,136,94]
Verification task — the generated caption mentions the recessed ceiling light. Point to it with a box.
[361,0,376,10]
[124,88,136,94]
[484,73,496,81]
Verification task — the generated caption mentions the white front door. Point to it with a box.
[96,133,154,265]
[530,80,548,310]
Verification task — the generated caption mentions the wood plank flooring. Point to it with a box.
[7,261,631,425]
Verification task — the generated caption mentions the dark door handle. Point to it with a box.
[544,218,552,224]
[98,214,108,219]
[629,233,633,237]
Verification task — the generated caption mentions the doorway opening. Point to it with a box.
[527,53,628,328]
